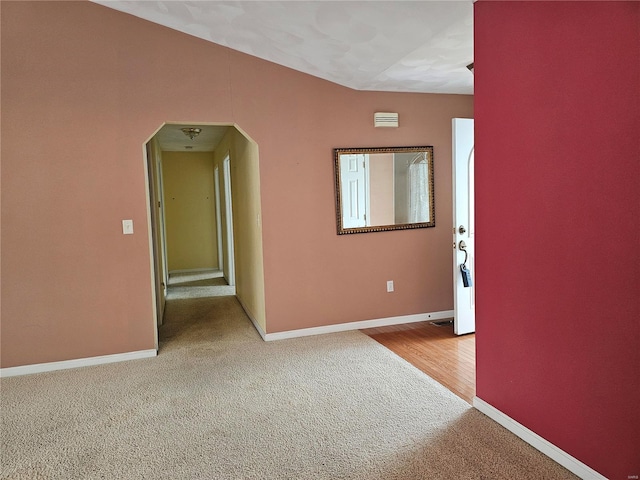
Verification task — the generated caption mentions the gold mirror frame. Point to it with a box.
[334,146,435,235]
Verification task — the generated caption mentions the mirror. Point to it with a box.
[334,146,435,235]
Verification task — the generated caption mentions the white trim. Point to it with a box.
[214,165,224,271]
[263,310,454,342]
[168,268,218,275]
[157,147,169,301]
[473,397,606,480]
[237,296,267,340]
[222,155,236,287]
[0,349,157,378]
[364,154,371,226]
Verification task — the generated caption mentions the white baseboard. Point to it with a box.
[0,349,158,378]
[263,310,454,342]
[168,268,218,275]
[473,397,606,480]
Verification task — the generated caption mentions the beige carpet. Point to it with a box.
[1,286,578,479]
[166,270,236,299]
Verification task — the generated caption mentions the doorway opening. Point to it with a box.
[143,122,267,348]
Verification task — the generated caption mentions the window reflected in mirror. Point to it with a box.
[334,146,435,235]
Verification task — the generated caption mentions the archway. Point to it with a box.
[142,122,267,349]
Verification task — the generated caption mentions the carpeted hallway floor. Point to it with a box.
[0,273,578,479]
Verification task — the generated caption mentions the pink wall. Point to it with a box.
[474,2,639,478]
[369,153,395,226]
[0,2,473,367]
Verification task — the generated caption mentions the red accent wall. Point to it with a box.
[474,2,639,478]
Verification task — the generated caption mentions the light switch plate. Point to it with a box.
[122,219,134,235]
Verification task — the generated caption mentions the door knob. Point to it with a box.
[458,225,466,234]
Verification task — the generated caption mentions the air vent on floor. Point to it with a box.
[374,112,399,128]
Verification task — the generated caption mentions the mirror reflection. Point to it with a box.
[334,146,435,235]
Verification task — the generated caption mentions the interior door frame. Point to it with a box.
[452,117,476,335]
[222,154,236,287]
[157,153,169,298]
[214,165,224,271]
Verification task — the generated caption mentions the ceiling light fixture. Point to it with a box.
[181,127,202,140]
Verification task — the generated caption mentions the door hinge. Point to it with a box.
[158,201,161,208]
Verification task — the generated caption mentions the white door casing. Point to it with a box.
[452,118,475,335]
[157,154,169,298]
[214,166,224,271]
[222,156,236,287]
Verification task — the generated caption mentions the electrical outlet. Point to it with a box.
[386,280,394,292]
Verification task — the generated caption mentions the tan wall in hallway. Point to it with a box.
[1,2,472,367]
[162,152,217,272]
[214,128,267,331]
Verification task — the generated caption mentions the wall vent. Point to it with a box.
[374,112,399,128]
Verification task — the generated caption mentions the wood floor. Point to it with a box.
[361,320,475,403]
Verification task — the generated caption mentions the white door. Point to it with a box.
[223,156,235,287]
[452,118,475,335]
[339,153,368,228]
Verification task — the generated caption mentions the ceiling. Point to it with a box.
[93,1,474,95]
[154,124,230,152]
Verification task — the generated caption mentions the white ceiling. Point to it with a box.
[155,124,230,151]
[93,1,474,95]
